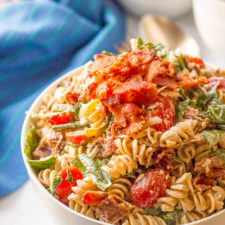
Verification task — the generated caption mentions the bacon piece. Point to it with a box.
[102,96,126,127]
[175,71,208,89]
[153,148,175,170]
[96,196,129,224]
[121,103,145,124]
[32,130,64,160]
[193,175,216,192]
[153,76,178,89]
[146,58,176,82]
[92,137,116,158]
[194,156,225,179]
[113,76,157,105]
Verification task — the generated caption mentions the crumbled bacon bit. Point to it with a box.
[92,136,116,158]
[194,156,225,179]
[96,196,129,224]
[153,148,175,170]
[32,130,64,160]
[193,174,216,192]
[81,48,208,136]
[175,71,208,89]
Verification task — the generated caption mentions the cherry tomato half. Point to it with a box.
[55,168,83,205]
[130,168,170,208]
[66,131,88,145]
[150,95,175,132]
[44,112,73,126]
[83,191,107,207]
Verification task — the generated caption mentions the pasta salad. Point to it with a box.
[24,38,225,225]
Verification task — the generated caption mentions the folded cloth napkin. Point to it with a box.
[0,0,125,196]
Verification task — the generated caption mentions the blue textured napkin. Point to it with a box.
[0,0,125,196]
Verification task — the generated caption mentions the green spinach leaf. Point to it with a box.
[72,154,111,191]
[27,155,56,169]
[201,130,225,146]
[49,174,62,197]
[66,170,73,183]
[24,126,40,158]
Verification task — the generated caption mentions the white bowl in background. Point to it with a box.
[21,66,225,225]
[118,0,192,18]
[193,0,225,58]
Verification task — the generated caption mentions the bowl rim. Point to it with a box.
[21,65,225,225]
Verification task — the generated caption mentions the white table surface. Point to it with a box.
[1,10,225,225]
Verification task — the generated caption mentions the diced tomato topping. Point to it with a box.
[56,168,83,205]
[83,191,107,207]
[184,56,205,69]
[44,112,73,126]
[208,77,225,89]
[65,91,79,104]
[130,168,170,208]
[66,131,87,145]
[150,95,175,132]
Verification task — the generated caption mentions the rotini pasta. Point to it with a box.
[25,38,225,225]
[160,120,199,147]
[115,137,155,168]
[103,155,138,179]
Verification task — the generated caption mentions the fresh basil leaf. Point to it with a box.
[179,87,189,100]
[174,55,186,72]
[137,37,145,49]
[175,99,190,122]
[66,170,73,183]
[201,130,225,146]
[145,206,163,216]
[72,154,111,191]
[27,155,56,169]
[101,51,115,56]
[205,104,225,123]
[209,149,225,164]
[24,126,40,158]
[189,83,219,110]
[49,174,62,197]
[162,209,182,225]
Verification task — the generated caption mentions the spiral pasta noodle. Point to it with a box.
[107,177,133,201]
[160,120,199,147]
[68,199,95,218]
[37,169,57,187]
[115,137,155,168]
[103,155,138,179]
[79,99,107,137]
[122,207,166,225]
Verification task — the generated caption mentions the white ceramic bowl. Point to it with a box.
[193,0,225,58]
[21,66,225,225]
[118,0,192,18]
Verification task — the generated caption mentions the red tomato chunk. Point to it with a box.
[83,191,107,207]
[56,168,83,205]
[150,95,175,132]
[44,112,73,126]
[130,168,170,208]
[66,131,87,145]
